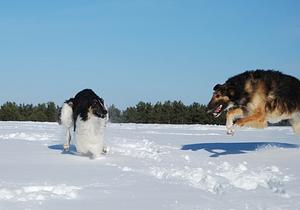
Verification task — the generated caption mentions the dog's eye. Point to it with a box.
[92,100,98,105]
[215,94,220,98]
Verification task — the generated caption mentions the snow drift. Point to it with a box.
[0,121,299,210]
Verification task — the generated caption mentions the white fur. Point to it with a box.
[60,103,74,128]
[225,107,243,135]
[75,113,106,158]
[60,103,74,150]
[290,112,300,135]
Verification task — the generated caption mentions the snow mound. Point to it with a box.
[1,122,299,209]
[150,162,290,196]
[0,184,81,201]
[150,166,224,193]
[144,131,221,136]
[108,134,291,196]
[216,162,290,196]
[111,138,169,161]
[0,132,53,141]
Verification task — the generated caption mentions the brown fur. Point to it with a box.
[207,70,300,135]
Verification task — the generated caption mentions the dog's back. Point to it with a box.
[225,70,300,113]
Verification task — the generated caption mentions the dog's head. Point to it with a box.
[207,84,235,118]
[89,98,108,119]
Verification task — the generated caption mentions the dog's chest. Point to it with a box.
[75,115,105,140]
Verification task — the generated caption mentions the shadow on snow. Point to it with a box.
[181,142,299,157]
[48,144,78,155]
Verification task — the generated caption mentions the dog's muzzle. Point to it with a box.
[95,110,108,119]
[206,104,224,118]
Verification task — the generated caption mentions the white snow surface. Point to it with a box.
[0,121,300,210]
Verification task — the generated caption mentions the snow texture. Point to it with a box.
[0,121,300,210]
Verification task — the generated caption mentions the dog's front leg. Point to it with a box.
[63,128,71,151]
[235,107,267,128]
[226,108,244,135]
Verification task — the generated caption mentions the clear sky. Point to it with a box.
[1,0,299,109]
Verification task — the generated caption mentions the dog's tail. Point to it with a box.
[59,98,74,129]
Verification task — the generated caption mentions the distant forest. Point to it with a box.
[0,102,59,122]
[0,101,289,126]
[108,101,225,125]
[0,101,225,124]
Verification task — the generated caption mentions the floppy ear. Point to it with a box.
[226,85,235,97]
[213,84,223,91]
[98,97,105,105]
[91,98,99,105]
[65,98,74,107]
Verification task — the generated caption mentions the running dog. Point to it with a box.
[207,70,300,135]
[59,89,108,158]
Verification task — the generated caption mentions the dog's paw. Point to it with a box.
[102,146,108,155]
[226,125,236,135]
[63,143,70,151]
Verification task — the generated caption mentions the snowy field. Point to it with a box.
[0,121,300,210]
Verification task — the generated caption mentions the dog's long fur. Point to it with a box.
[59,89,108,158]
[207,70,300,135]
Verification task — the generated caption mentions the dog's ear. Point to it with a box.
[91,98,99,105]
[226,85,235,97]
[65,98,74,107]
[98,97,105,105]
[213,84,223,91]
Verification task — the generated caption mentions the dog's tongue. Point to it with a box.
[215,104,223,113]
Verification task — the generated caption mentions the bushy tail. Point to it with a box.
[60,100,74,151]
[60,100,74,129]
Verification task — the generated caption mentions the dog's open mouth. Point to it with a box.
[213,104,223,118]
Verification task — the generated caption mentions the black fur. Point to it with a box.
[225,70,300,113]
[207,69,300,135]
[66,89,108,131]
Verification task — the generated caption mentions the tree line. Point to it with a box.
[0,100,225,124]
[108,101,225,125]
[0,102,59,122]
[0,100,289,126]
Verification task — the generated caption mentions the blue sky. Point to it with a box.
[1,0,299,109]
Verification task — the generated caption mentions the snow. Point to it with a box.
[0,184,81,201]
[0,121,300,210]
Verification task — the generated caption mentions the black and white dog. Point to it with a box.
[59,89,108,158]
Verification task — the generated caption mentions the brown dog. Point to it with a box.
[207,70,300,135]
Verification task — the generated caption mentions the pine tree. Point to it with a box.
[0,102,21,121]
[108,104,122,123]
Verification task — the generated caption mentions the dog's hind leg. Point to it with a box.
[60,101,74,151]
[64,128,72,151]
[226,108,244,135]
[290,113,300,135]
